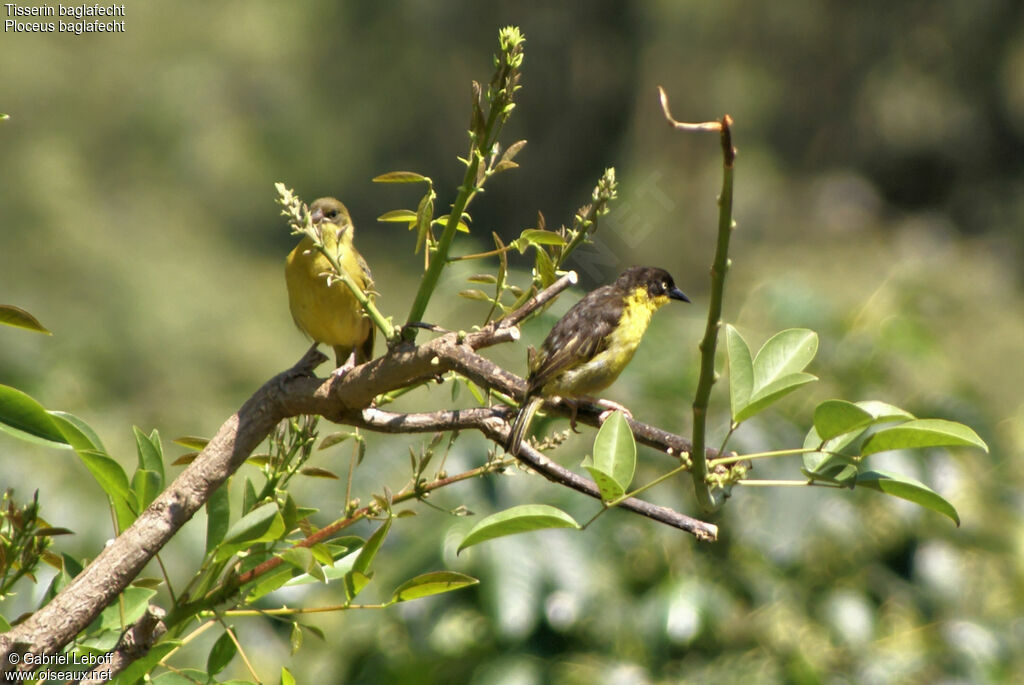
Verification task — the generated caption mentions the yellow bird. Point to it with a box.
[285,197,374,374]
[506,266,689,455]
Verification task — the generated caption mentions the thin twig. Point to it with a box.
[659,87,737,513]
[346,407,718,541]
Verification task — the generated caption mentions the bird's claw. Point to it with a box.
[331,350,358,378]
[565,399,582,433]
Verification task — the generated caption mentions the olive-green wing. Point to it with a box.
[527,285,624,393]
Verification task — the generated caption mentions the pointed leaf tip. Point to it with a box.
[856,470,961,526]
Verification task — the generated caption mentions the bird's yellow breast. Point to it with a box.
[284,232,370,348]
[543,287,664,398]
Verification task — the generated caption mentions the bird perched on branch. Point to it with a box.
[285,197,374,375]
[506,266,690,456]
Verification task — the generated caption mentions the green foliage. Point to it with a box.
[0,489,65,599]
[458,504,580,553]
[717,324,983,524]
[582,410,636,503]
[726,326,819,423]
[206,629,238,676]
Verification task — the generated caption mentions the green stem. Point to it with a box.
[402,28,523,339]
[737,479,841,488]
[709,447,819,467]
[403,141,491,337]
[316,246,397,342]
[217,603,390,617]
[448,245,514,262]
[689,116,736,513]
[403,96,514,338]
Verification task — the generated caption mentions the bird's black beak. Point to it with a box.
[669,287,690,303]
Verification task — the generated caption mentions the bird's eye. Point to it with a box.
[326,209,339,219]
[661,281,669,293]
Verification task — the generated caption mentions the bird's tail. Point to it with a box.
[506,395,543,456]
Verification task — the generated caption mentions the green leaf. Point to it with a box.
[224,502,282,544]
[310,543,335,567]
[318,431,354,450]
[131,577,164,589]
[501,139,527,164]
[457,504,580,553]
[583,465,624,502]
[589,410,635,492]
[132,469,161,510]
[206,483,230,554]
[519,228,566,247]
[802,400,917,472]
[344,570,372,601]
[242,478,257,514]
[856,470,960,526]
[861,419,989,456]
[389,571,479,603]
[802,424,865,473]
[373,171,430,184]
[801,462,859,487]
[279,547,323,582]
[173,435,209,450]
[414,192,435,253]
[76,448,137,530]
[725,325,754,418]
[152,670,208,684]
[278,539,364,591]
[0,384,67,446]
[534,247,556,287]
[353,518,391,576]
[217,502,285,561]
[116,640,181,684]
[751,329,818,389]
[49,411,106,451]
[377,209,418,224]
[458,289,492,302]
[75,449,134,503]
[733,372,818,423]
[206,629,237,676]
[0,304,51,334]
[246,567,297,601]
[300,467,340,479]
[813,400,875,440]
[89,586,156,633]
[855,401,916,423]
[133,426,165,482]
[467,273,498,284]
[282,667,297,685]
[434,215,471,233]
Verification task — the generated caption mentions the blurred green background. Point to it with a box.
[2,1,1023,682]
